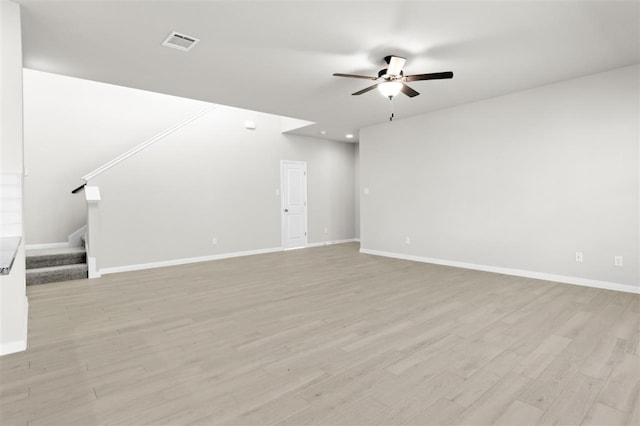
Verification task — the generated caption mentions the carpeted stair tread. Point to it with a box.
[26,247,86,269]
[26,246,88,285]
[26,264,88,286]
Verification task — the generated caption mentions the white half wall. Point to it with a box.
[23,69,211,244]
[0,0,28,355]
[360,65,639,290]
[354,143,360,240]
[90,105,355,271]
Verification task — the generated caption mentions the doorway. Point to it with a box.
[281,160,308,249]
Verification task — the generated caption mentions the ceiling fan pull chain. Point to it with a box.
[389,96,395,121]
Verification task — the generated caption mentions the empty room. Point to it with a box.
[0,1,638,425]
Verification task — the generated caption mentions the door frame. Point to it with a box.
[280,160,308,250]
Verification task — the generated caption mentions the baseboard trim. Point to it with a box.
[0,340,27,356]
[25,226,88,251]
[25,242,69,250]
[68,225,87,247]
[360,248,639,295]
[87,257,100,279]
[306,238,359,248]
[99,240,361,276]
[1,296,28,356]
[99,246,284,276]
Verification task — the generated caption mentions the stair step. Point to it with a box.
[26,247,86,269]
[26,264,88,286]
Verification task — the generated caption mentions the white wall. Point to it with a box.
[360,65,639,291]
[0,0,28,355]
[23,69,211,244]
[88,105,355,272]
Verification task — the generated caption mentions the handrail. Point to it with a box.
[82,104,218,182]
[71,183,86,194]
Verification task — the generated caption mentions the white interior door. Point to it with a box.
[281,161,307,249]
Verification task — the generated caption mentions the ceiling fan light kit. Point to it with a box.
[378,81,403,98]
[333,55,454,120]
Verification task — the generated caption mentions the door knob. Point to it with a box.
[284,209,289,212]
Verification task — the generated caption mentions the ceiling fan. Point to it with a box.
[333,55,453,100]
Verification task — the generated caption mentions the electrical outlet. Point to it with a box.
[614,256,623,267]
[405,236,411,245]
[324,227,328,234]
[212,237,217,245]
[575,252,583,263]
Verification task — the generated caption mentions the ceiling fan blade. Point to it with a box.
[352,84,379,96]
[333,73,378,80]
[404,71,454,82]
[401,84,419,98]
[386,56,406,76]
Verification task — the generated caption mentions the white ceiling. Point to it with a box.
[17,1,640,142]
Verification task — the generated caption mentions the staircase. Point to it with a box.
[26,246,88,285]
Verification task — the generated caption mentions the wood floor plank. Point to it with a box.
[0,243,637,426]
[494,400,544,425]
[518,352,578,411]
[514,334,573,379]
[596,353,640,414]
[536,372,604,425]
[369,370,465,423]
[385,333,463,375]
[446,350,522,408]
[408,397,466,425]
[451,372,532,426]
[579,334,627,379]
[582,402,626,426]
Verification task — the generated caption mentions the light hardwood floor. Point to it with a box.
[1,243,638,425]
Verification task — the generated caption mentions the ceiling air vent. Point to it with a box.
[162,31,200,52]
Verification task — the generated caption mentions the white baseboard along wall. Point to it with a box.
[360,248,639,295]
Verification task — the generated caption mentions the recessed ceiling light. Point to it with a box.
[345,134,354,139]
[320,130,326,135]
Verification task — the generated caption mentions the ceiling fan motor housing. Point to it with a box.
[384,55,405,64]
[378,68,403,79]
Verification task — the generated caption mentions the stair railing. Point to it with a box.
[83,104,217,182]
[71,183,86,194]
[77,103,218,278]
